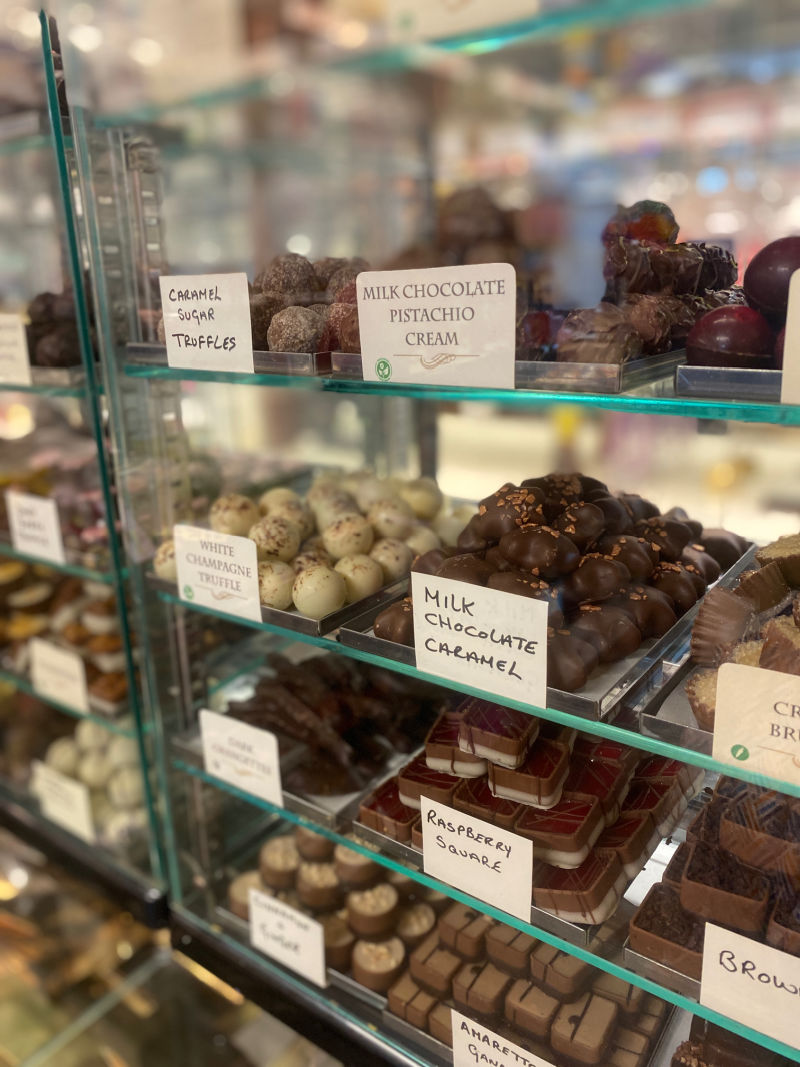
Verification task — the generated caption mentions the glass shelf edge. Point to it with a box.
[0,379,86,397]
[0,665,139,738]
[0,540,116,582]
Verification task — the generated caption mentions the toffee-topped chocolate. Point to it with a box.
[553,501,606,550]
[472,483,546,540]
[648,561,701,614]
[498,524,580,578]
[562,553,631,609]
[597,534,659,580]
[569,604,642,663]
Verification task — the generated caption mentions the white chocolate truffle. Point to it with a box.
[369,538,413,582]
[78,751,112,789]
[452,504,477,524]
[209,493,259,535]
[271,499,314,540]
[153,539,177,581]
[248,516,301,562]
[322,515,374,560]
[258,486,301,514]
[91,790,113,831]
[75,718,110,754]
[341,469,374,496]
[109,766,145,809]
[355,476,392,513]
[434,512,468,547]
[398,477,444,520]
[45,737,79,777]
[257,560,295,609]
[293,548,332,574]
[108,735,139,770]
[367,497,415,540]
[405,525,442,556]
[335,554,385,603]
[312,493,359,530]
[292,564,347,620]
[104,807,148,849]
[306,476,346,507]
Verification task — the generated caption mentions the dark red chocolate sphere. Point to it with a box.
[743,236,800,322]
[686,306,774,369]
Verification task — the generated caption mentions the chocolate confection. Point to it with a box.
[735,561,791,613]
[632,756,702,799]
[649,562,701,614]
[259,836,300,889]
[358,779,418,842]
[453,960,512,1019]
[471,483,545,541]
[682,543,721,584]
[572,736,641,778]
[388,971,437,1028]
[295,826,335,862]
[428,1001,453,1046]
[533,852,626,924]
[267,306,324,354]
[397,755,459,810]
[619,293,674,354]
[396,903,436,950]
[522,472,585,516]
[439,902,494,960]
[719,794,800,875]
[674,1018,787,1067]
[616,492,659,521]
[561,553,631,609]
[690,587,756,666]
[700,528,750,571]
[352,937,405,993]
[228,870,264,920]
[452,776,523,830]
[629,883,704,980]
[556,303,643,364]
[622,779,685,837]
[553,502,606,550]
[606,585,678,638]
[457,698,539,769]
[486,572,566,626]
[409,932,462,997]
[296,862,341,911]
[569,605,642,664]
[551,992,618,1066]
[347,883,399,938]
[514,793,604,868]
[564,757,631,826]
[425,714,487,778]
[690,241,739,292]
[633,517,692,561]
[607,1027,649,1067]
[488,739,570,809]
[249,291,285,348]
[546,630,599,692]
[767,897,800,955]
[585,494,631,535]
[321,912,355,971]
[435,551,496,586]
[529,943,592,999]
[256,252,318,295]
[334,842,381,887]
[411,548,451,575]
[601,200,679,246]
[598,535,659,580]
[504,978,559,1039]
[374,598,415,646]
[760,616,800,676]
[597,811,661,880]
[498,525,580,578]
[630,994,667,1044]
[591,974,644,1017]
[486,925,538,976]
[681,842,769,934]
[685,669,717,731]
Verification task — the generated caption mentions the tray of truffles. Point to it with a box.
[150,469,468,637]
[174,649,444,829]
[339,471,751,721]
[352,698,704,947]
[637,532,798,749]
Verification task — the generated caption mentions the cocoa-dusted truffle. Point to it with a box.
[374,598,414,646]
[256,253,318,296]
[250,291,285,349]
[312,256,347,288]
[338,305,361,354]
[267,306,324,354]
[324,302,356,350]
[328,259,369,301]
[556,303,643,364]
[499,525,580,579]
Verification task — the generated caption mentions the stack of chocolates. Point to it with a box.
[630,775,800,979]
[358,698,704,925]
[685,529,800,729]
[374,471,746,692]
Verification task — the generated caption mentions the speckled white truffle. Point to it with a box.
[108,735,139,770]
[78,751,112,789]
[306,476,346,507]
[405,525,442,556]
[398,477,444,520]
[45,736,79,777]
[312,492,359,530]
[153,539,177,581]
[91,791,113,831]
[209,493,259,536]
[258,486,301,514]
[293,548,332,574]
[334,554,385,603]
[257,560,295,609]
[369,538,414,582]
[75,718,110,754]
[108,766,145,809]
[452,504,477,524]
[292,564,347,620]
[104,807,148,849]
[355,476,393,513]
[248,516,301,562]
[322,515,374,560]
[367,497,415,540]
[434,511,470,547]
[270,499,314,539]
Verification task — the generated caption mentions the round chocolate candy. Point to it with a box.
[256,252,318,295]
[411,548,451,576]
[553,501,606,551]
[435,552,495,586]
[698,528,749,571]
[267,306,324,354]
[487,572,566,628]
[648,562,700,615]
[583,492,632,535]
[498,525,580,579]
[374,598,414,646]
[663,506,703,540]
[457,514,489,553]
[546,630,599,692]
[561,553,631,610]
[597,534,658,580]
[472,483,546,541]
[606,584,678,638]
[633,517,692,562]
[521,473,583,521]
[569,604,642,663]
[618,493,660,522]
[682,543,721,585]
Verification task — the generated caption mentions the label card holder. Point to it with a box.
[386,0,539,44]
[30,637,89,714]
[411,573,548,708]
[31,760,95,843]
[421,797,533,922]
[0,313,32,385]
[249,888,327,988]
[174,524,261,623]
[200,709,282,806]
[780,268,800,405]
[159,273,254,373]
[6,490,65,565]
[452,1010,556,1067]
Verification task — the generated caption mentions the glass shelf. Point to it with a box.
[0,377,87,398]
[171,761,800,1063]
[0,664,138,738]
[0,540,116,583]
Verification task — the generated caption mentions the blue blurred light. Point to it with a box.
[696,166,729,196]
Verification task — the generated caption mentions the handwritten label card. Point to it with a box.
[421,797,533,922]
[411,573,548,708]
[701,924,800,1051]
[249,888,327,987]
[713,663,800,785]
[6,490,65,565]
[30,638,89,714]
[780,268,800,405]
[174,524,261,622]
[200,709,282,806]
[386,0,539,43]
[358,264,515,388]
[0,313,31,385]
[159,273,253,373]
[452,1011,555,1067]
[31,760,95,843]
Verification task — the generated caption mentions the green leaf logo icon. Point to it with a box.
[731,744,749,761]
[375,358,392,382]
[183,584,195,600]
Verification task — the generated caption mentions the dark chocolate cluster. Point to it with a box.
[25,289,83,368]
[375,471,745,693]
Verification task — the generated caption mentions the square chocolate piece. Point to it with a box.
[457,697,539,769]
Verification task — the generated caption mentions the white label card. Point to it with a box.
[0,313,31,385]
[6,490,65,564]
[411,573,548,707]
[159,273,254,373]
[780,268,800,405]
[200,709,282,806]
[452,1011,555,1067]
[421,797,533,922]
[386,0,540,42]
[358,264,516,389]
[31,760,95,843]
[701,924,800,1051]
[249,888,327,988]
[174,524,261,622]
[30,637,89,714]
[713,663,800,784]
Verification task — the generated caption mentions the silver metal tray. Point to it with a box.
[148,571,406,638]
[623,938,701,1000]
[675,364,782,402]
[126,342,332,376]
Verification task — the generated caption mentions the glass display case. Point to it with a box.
[58,0,800,1063]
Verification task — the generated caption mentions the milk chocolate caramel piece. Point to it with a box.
[228,870,264,920]
[607,1026,649,1067]
[347,883,399,939]
[522,472,584,519]
[682,543,721,584]
[488,739,570,809]
[547,629,599,692]
[569,604,642,663]
[439,901,494,960]
[562,554,631,610]
[409,931,462,997]
[598,534,658,580]
[397,754,458,811]
[457,698,539,769]
[553,501,606,550]
[321,911,355,971]
[564,758,631,826]
[486,924,538,976]
[514,794,604,868]
[597,811,660,880]
[629,883,704,980]
[551,992,619,1065]
[617,492,660,523]
[452,960,512,1019]
[622,779,685,837]
[259,835,300,889]
[530,942,592,998]
[607,584,677,638]
[486,571,566,627]
[499,524,580,579]
[427,1000,453,1046]
[395,902,436,950]
[425,714,487,777]
[649,561,701,614]
[452,776,523,829]
[472,483,546,541]
[374,598,414,646]
[387,970,438,1028]
[690,587,756,667]
[435,552,495,586]
[533,852,626,924]
[590,974,644,1017]
[504,978,559,1038]
[352,936,405,993]
[584,491,632,535]
[358,779,418,842]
